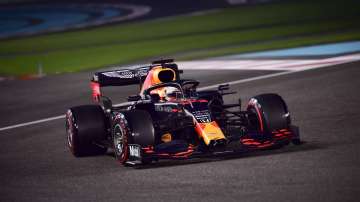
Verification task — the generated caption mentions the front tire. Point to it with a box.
[112,110,155,165]
[247,94,291,135]
[113,120,129,164]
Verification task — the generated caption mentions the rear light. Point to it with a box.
[91,82,101,102]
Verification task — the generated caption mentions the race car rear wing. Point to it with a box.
[90,59,182,102]
[92,67,149,87]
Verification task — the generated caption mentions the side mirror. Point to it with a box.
[218,84,236,96]
[128,95,142,101]
[218,84,230,92]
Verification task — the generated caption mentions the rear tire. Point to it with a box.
[247,94,291,135]
[66,105,107,157]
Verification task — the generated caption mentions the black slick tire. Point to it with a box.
[66,105,107,157]
[113,110,155,165]
[247,93,291,135]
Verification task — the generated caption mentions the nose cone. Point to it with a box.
[195,121,226,146]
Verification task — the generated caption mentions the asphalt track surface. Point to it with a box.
[1,60,360,201]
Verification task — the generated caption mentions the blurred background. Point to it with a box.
[1,1,360,202]
[0,0,359,77]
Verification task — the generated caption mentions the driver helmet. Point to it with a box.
[164,86,181,101]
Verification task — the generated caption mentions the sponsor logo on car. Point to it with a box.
[129,145,140,158]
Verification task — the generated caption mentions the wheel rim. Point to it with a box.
[113,124,128,162]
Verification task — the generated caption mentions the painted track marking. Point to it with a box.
[0,115,65,132]
[1,53,360,132]
[178,53,360,71]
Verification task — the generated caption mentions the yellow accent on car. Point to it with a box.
[161,133,172,143]
[140,66,176,95]
[195,122,226,145]
[152,67,176,84]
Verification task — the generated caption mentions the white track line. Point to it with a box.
[1,54,360,132]
[0,115,65,132]
[178,53,360,71]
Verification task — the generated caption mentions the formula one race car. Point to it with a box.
[66,59,300,166]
